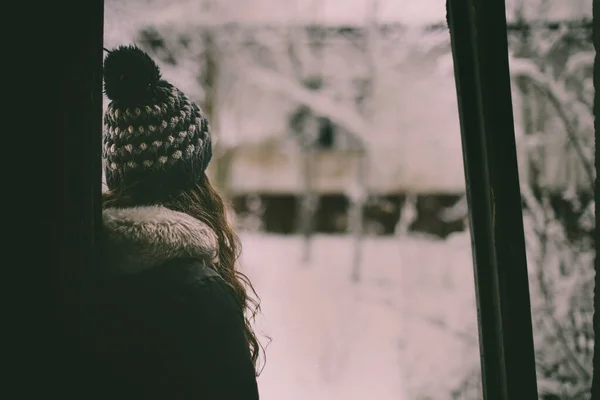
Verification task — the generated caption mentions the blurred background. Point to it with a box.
[103,0,595,399]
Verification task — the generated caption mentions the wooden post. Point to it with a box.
[300,148,317,263]
[446,0,539,399]
[349,153,367,282]
[590,0,599,398]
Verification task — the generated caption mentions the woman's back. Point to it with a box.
[86,206,259,399]
[85,45,262,399]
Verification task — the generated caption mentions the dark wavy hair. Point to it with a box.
[102,173,264,374]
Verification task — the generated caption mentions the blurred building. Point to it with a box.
[114,5,592,236]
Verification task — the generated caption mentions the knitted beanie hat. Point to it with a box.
[102,45,212,194]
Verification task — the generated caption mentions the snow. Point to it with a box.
[240,232,480,400]
[103,0,449,28]
[504,0,591,22]
[104,0,592,33]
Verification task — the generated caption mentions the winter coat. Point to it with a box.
[82,205,259,400]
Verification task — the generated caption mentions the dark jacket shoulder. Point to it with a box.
[85,258,259,400]
[89,206,260,399]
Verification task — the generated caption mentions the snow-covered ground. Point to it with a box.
[239,232,481,400]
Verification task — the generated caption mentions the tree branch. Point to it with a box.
[509,57,595,189]
[242,66,370,138]
[535,200,592,384]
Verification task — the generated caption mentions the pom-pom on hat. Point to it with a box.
[102,45,212,194]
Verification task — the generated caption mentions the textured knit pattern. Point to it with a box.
[102,46,212,192]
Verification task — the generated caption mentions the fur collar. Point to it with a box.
[102,206,219,276]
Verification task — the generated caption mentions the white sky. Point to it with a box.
[224,0,588,25]
[220,0,448,25]
[105,0,591,48]
[105,0,591,29]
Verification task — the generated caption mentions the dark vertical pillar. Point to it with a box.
[446,0,539,399]
[52,0,104,396]
[8,0,103,398]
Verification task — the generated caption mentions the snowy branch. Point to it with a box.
[243,66,371,138]
[509,57,595,189]
[563,51,594,78]
[415,314,478,346]
[563,51,594,112]
[532,197,593,385]
[509,57,593,133]
[133,0,240,28]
